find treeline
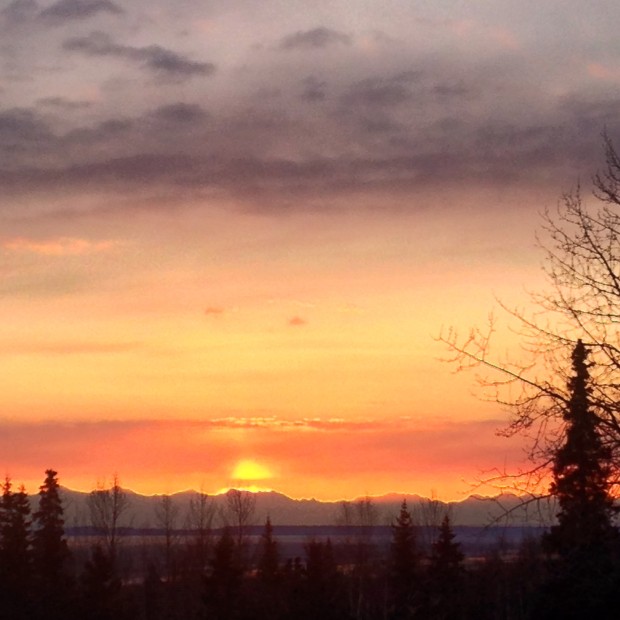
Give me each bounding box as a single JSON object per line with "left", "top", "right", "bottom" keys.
{"left": 0, "top": 469, "right": 618, "bottom": 619}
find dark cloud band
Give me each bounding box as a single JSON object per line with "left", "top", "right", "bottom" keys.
{"left": 41, "top": 0, "right": 123, "bottom": 20}
{"left": 63, "top": 31, "right": 215, "bottom": 78}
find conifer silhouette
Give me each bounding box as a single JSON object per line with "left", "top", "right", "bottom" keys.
{"left": 32, "top": 469, "right": 69, "bottom": 583}
{"left": 389, "top": 500, "right": 418, "bottom": 619}
{"left": 539, "top": 341, "right": 619, "bottom": 619}
{"left": 547, "top": 340, "right": 617, "bottom": 555}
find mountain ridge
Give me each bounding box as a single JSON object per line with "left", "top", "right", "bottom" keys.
{"left": 52, "top": 487, "right": 556, "bottom": 528}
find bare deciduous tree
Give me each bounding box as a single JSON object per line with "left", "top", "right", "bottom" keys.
{"left": 155, "top": 494, "right": 180, "bottom": 580}
{"left": 413, "top": 493, "right": 445, "bottom": 550}
{"left": 440, "top": 134, "right": 620, "bottom": 489}
{"left": 224, "top": 489, "right": 256, "bottom": 565}
{"left": 337, "top": 496, "right": 379, "bottom": 620}
{"left": 87, "top": 474, "right": 130, "bottom": 562}
{"left": 186, "top": 489, "right": 216, "bottom": 571}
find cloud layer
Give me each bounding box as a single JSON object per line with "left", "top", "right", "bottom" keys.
{"left": 0, "top": 1, "right": 618, "bottom": 217}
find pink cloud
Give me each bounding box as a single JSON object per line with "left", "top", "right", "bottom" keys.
{"left": 205, "top": 306, "right": 226, "bottom": 318}
{"left": 447, "top": 20, "right": 520, "bottom": 51}
{"left": 587, "top": 62, "right": 620, "bottom": 81}
{"left": 288, "top": 315, "right": 307, "bottom": 326}
{"left": 3, "top": 236, "right": 118, "bottom": 256}
{"left": 490, "top": 26, "right": 520, "bottom": 51}
{"left": 0, "top": 341, "right": 143, "bottom": 356}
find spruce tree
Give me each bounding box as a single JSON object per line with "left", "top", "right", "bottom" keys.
{"left": 430, "top": 514, "right": 463, "bottom": 579}
{"left": 1, "top": 479, "right": 32, "bottom": 578}
{"left": 32, "top": 469, "right": 70, "bottom": 584}
{"left": 427, "top": 514, "right": 464, "bottom": 620}
{"left": 202, "top": 528, "right": 241, "bottom": 620}
{"left": 546, "top": 340, "right": 617, "bottom": 555}
{"left": 389, "top": 500, "right": 417, "bottom": 619}
{"left": 30, "top": 470, "right": 73, "bottom": 620}
{"left": 301, "top": 539, "right": 343, "bottom": 620}
{"left": 257, "top": 517, "right": 279, "bottom": 583}
{"left": 539, "top": 340, "right": 619, "bottom": 619}
{"left": 256, "top": 517, "right": 282, "bottom": 620}
{"left": 0, "top": 478, "right": 32, "bottom": 617}
{"left": 81, "top": 544, "right": 122, "bottom": 620}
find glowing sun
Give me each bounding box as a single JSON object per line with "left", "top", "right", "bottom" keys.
{"left": 232, "top": 459, "right": 272, "bottom": 481}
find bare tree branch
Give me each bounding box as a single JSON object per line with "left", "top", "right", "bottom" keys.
{"left": 439, "top": 135, "right": 620, "bottom": 495}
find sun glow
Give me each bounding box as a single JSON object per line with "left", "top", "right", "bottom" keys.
{"left": 232, "top": 459, "right": 272, "bottom": 481}
{"left": 215, "top": 484, "right": 274, "bottom": 495}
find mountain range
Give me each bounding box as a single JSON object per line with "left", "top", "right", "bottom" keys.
{"left": 55, "top": 488, "right": 557, "bottom": 529}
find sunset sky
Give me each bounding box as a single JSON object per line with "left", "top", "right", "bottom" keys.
{"left": 1, "top": 0, "right": 619, "bottom": 500}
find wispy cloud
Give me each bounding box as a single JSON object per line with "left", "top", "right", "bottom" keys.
{"left": 587, "top": 61, "right": 620, "bottom": 82}
{"left": 3, "top": 236, "right": 118, "bottom": 256}
{"left": 489, "top": 26, "right": 520, "bottom": 51}
{"left": 204, "top": 306, "right": 225, "bottom": 316}
{"left": 1, "top": 0, "right": 39, "bottom": 25}
{"left": 279, "top": 27, "right": 352, "bottom": 50}
{"left": 63, "top": 31, "right": 215, "bottom": 78}
{"left": 0, "top": 340, "right": 143, "bottom": 356}
{"left": 37, "top": 96, "right": 94, "bottom": 110}
{"left": 341, "top": 71, "right": 421, "bottom": 107}
{"left": 151, "top": 102, "right": 208, "bottom": 124}
{"left": 40, "top": 0, "right": 123, "bottom": 21}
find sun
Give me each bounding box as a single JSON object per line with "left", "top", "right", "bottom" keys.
{"left": 232, "top": 459, "right": 272, "bottom": 481}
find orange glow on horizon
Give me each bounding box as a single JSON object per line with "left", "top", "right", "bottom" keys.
{"left": 0, "top": 414, "right": 534, "bottom": 503}
{"left": 214, "top": 485, "right": 275, "bottom": 496}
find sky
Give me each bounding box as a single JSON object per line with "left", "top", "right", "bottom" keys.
{"left": 1, "top": 0, "right": 619, "bottom": 501}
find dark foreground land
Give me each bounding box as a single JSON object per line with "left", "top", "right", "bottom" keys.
{"left": 1, "top": 521, "right": 617, "bottom": 620}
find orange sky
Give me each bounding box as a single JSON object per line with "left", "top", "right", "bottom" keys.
{"left": 0, "top": 0, "right": 617, "bottom": 500}
{"left": 0, "top": 416, "right": 530, "bottom": 501}
{"left": 0, "top": 194, "right": 544, "bottom": 500}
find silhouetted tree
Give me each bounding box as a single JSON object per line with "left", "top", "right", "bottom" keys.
{"left": 339, "top": 496, "right": 378, "bottom": 562}
{"left": 298, "top": 539, "right": 348, "bottom": 620}
{"left": 0, "top": 478, "right": 31, "bottom": 575}
{"left": 537, "top": 340, "right": 619, "bottom": 618}
{"left": 155, "top": 494, "right": 180, "bottom": 581}
{"left": 427, "top": 514, "right": 464, "bottom": 620}
{"left": 81, "top": 544, "right": 122, "bottom": 620}
{"left": 143, "top": 562, "right": 164, "bottom": 620}
{"left": 202, "top": 527, "right": 241, "bottom": 620}
{"left": 225, "top": 489, "right": 256, "bottom": 567}
{"left": 338, "top": 496, "right": 378, "bottom": 620}
{"left": 546, "top": 340, "right": 617, "bottom": 555}
{"left": 429, "top": 515, "right": 463, "bottom": 582}
{"left": 388, "top": 500, "right": 418, "bottom": 619}
{"left": 88, "top": 474, "right": 130, "bottom": 565}
{"left": 31, "top": 469, "right": 72, "bottom": 619}
{"left": 257, "top": 517, "right": 279, "bottom": 583}
{"left": 281, "top": 555, "right": 304, "bottom": 620}
{"left": 254, "top": 517, "right": 284, "bottom": 620}
{"left": 0, "top": 478, "right": 32, "bottom": 619}
{"left": 32, "top": 469, "right": 69, "bottom": 581}
{"left": 186, "top": 490, "right": 215, "bottom": 573}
